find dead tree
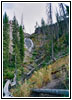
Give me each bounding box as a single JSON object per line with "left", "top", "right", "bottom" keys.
{"left": 58, "top": 3, "right": 69, "bottom": 34}
{"left": 46, "top": 3, "right": 55, "bottom": 61}
{"left": 55, "top": 8, "right": 60, "bottom": 46}
{"left": 31, "top": 88, "right": 69, "bottom": 96}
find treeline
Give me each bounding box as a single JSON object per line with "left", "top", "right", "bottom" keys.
{"left": 3, "top": 12, "right": 24, "bottom": 84}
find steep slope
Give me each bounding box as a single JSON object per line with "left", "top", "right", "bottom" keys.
{"left": 10, "top": 55, "right": 69, "bottom": 97}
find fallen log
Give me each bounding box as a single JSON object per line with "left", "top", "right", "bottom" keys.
{"left": 27, "top": 68, "right": 35, "bottom": 76}
{"left": 31, "top": 88, "right": 69, "bottom": 96}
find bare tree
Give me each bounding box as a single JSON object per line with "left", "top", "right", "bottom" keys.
{"left": 46, "top": 3, "right": 55, "bottom": 61}
{"left": 55, "top": 8, "right": 60, "bottom": 45}
{"left": 64, "top": 4, "right": 69, "bottom": 16}
{"left": 58, "top": 3, "right": 68, "bottom": 33}
{"left": 34, "top": 21, "right": 39, "bottom": 29}
{"left": 59, "top": 3, "right": 67, "bottom": 19}
{"left": 21, "top": 13, "right": 25, "bottom": 32}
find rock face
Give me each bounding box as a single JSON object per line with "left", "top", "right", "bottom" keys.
{"left": 24, "top": 38, "right": 34, "bottom": 64}
{"left": 24, "top": 33, "right": 30, "bottom": 38}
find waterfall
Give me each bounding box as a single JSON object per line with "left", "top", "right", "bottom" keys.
{"left": 24, "top": 38, "right": 34, "bottom": 52}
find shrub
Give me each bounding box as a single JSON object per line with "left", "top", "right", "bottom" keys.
{"left": 4, "top": 71, "right": 14, "bottom": 79}
{"left": 11, "top": 56, "right": 69, "bottom": 97}
{"left": 32, "top": 51, "right": 38, "bottom": 56}
{"left": 12, "top": 80, "right": 31, "bottom": 97}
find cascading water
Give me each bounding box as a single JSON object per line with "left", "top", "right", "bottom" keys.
{"left": 3, "top": 74, "right": 16, "bottom": 97}
{"left": 3, "top": 80, "right": 12, "bottom": 97}
{"left": 24, "top": 38, "right": 34, "bottom": 52}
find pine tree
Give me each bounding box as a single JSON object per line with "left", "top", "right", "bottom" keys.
{"left": 3, "top": 12, "right": 10, "bottom": 70}
{"left": 12, "top": 16, "right": 21, "bottom": 78}
{"left": 12, "top": 16, "right": 19, "bottom": 49}
{"left": 19, "top": 25, "right": 24, "bottom": 61}
{"left": 41, "top": 18, "right": 45, "bottom": 27}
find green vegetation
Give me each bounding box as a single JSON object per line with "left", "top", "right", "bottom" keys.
{"left": 12, "top": 16, "right": 22, "bottom": 82}
{"left": 3, "top": 12, "right": 10, "bottom": 84}
{"left": 3, "top": 13, "right": 24, "bottom": 85}
{"left": 3, "top": 12, "right": 10, "bottom": 70}
{"left": 19, "top": 25, "right": 24, "bottom": 61}
{"left": 11, "top": 55, "right": 69, "bottom": 97}
{"left": 3, "top": 3, "right": 69, "bottom": 97}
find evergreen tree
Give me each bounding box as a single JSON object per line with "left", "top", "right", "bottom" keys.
{"left": 12, "top": 16, "right": 19, "bottom": 49}
{"left": 12, "top": 16, "right": 21, "bottom": 76}
{"left": 34, "top": 21, "right": 39, "bottom": 41}
{"left": 41, "top": 18, "right": 45, "bottom": 27}
{"left": 3, "top": 12, "right": 10, "bottom": 70}
{"left": 19, "top": 25, "right": 24, "bottom": 61}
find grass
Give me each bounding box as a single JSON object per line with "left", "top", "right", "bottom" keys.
{"left": 11, "top": 55, "right": 69, "bottom": 97}
{"left": 11, "top": 80, "right": 31, "bottom": 97}
{"left": 51, "top": 55, "right": 69, "bottom": 73}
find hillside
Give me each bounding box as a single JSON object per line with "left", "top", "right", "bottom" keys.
{"left": 10, "top": 55, "right": 69, "bottom": 97}
{"left": 10, "top": 19, "right": 69, "bottom": 97}
{"left": 3, "top": 3, "right": 69, "bottom": 98}
{"left": 3, "top": 17, "right": 69, "bottom": 97}
{"left": 3, "top": 18, "right": 69, "bottom": 97}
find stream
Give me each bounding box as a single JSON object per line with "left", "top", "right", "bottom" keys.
{"left": 3, "top": 38, "right": 34, "bottom": 97}
{"left": 3, "top": 74, "right": 16, "bottom": 97}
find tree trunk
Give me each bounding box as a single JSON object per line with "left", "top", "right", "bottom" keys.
{"left": 32, "top": 88, "right": 69, "bottom": 96}
{"left": 52, "top": 33, "right": 54, "bottom": 59}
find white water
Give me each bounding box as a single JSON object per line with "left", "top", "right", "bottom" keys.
{"left": 11, "top": 74, "right": 16, "bottom": 87}
{"left": 3, "top": 80, "right": 12, "bottom": 97}
{"left": 3, "top": 74, "right": 16, "bottom": 97}
{"left": 24, "top": 38, "right": 34, "bottom": 52}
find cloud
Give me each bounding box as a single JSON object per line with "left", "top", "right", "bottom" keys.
{"left": 3, "top": 2, "right": 70, "bottom": 34}
{"left": 3, "top": 3, "right": 47, "bottom": 33}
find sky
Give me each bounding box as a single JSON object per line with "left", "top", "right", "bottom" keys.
{"left": 3, "top": 2, "right": 70, "bottom": 34}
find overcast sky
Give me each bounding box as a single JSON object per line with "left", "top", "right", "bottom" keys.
{"left": 3, "top": 2, "right": 70, "bottom": 34}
